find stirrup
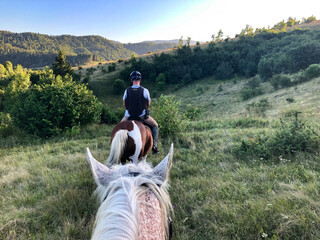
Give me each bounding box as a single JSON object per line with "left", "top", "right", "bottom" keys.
{"left": 152, "top": 146, "right": 159, "bottom": 154}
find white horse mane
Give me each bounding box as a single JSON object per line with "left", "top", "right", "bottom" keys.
{"left": 91, "top": 161, "right": 173, "bottom": 240}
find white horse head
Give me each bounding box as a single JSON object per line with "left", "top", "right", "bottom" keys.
{"left": 87, "top": 144, "right": 174, "bottom": 240}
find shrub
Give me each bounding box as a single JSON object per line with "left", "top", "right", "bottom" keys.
{"left": 100, "top": 105, "right": 123, "bottom": 124}
{"left": 269, "top": 114, "right": 320, "bottom": 156}
{"left": 184, "top": 104, "right": 203, "bottom": 120}
{"left": 286, "top": 97, "right": 295, "bottom": 103}
{"left": 152, "top": 95, "right": 184, "bottom": 137}
{"left": 246, "top": 76, "right": 261, "bottom": 89}
{"left": 246, "top": 98, "right": 271, "bottom": 116}
{"left": 233, "top": 114, "right": 320, "bottom": 161}
{"left": 215, "top": 62, "right": 234, "bottom": 80}
{"left": 270, "top": 73, "right": 292, "bottom": 89}
{"left": 182, "top": 73, "right": 192, "bottom": 85}
{"left": 156, "top": 73, "right": 165, "bottom": 91}
{"left": 10, "top": 80, "right": 102, "bottom": 138}
{"left": 0, "top": 112, "right": 18, "bottom": 137}
{"left": 240, "top": 87, "right": 263, "bottom": 100}
{"left": 292, "top": 70, "right": 308, "bottom": 84}
{"left": 304, "top": 64, "right": 320, "bottom": 80}
{"left": 82, "top": 76, "right": 90, "bottom": 84}
{"left": 112, "top": 79, "right": 126, "bottom": 95}
{"left": 108, "top": 63, "right": 117, "bottom": 72}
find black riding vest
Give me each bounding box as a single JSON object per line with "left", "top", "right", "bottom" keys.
{"left": 125, "top": 86, "right": 148, "bottom": 117}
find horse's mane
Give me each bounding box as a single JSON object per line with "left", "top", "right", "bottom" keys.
{"left": 92, "top": 161, "right": 172, "bottom": 240}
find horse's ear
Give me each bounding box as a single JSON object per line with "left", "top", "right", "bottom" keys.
{"left": 86, "top": 147, "right": 112, "bottom": 186}
{"left": 153, "top": 143, "right": 173, "bottom": 181}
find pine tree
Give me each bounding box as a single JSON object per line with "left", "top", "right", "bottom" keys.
{"left": 52, "top": 50, "right": 73, "bottom": 78}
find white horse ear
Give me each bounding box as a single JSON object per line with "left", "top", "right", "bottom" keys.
{"left": 86, "top": 147, "right": 112, "bottom": 186}
{"left": 153, "top": 143, "right": 173, "bottom": 181}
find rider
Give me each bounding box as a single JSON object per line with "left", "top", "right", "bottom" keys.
{"left": 121, "top": 70, "right": 159, "bottom": 154}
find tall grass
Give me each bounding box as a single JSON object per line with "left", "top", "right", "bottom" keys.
{"left": 1, "top": 77, "right": 320, "bottom": 239}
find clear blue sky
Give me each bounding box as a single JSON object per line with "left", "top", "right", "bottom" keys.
{"left": 1, "top": 0, "right": 319, "bottom": 43}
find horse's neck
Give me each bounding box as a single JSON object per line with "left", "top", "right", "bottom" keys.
{"left": 93, "top": 183, "right": 166, "bottom": 240}
{"left": 138, "top": 189, "right": 165, "bottom": 240}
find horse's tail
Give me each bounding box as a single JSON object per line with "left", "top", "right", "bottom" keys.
{"left": 106, "top": 130, "right": 128, "bottom": 166}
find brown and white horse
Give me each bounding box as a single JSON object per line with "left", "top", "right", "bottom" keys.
{"left": 106, "top": 120, "right": 153, "bottom": 166}
{"left": 86, "top": 144, "right": 173, "bottom": 240}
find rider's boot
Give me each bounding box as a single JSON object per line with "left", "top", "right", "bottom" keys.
{"left": 151, "top": 126, "right": 159, "bottom": 154}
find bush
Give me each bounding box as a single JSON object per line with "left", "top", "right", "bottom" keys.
{"left": 108, "top": 63, "right": 116, "bottom": 72}
{"left": 286, "top": 97, "right": 295, "bottom": 103}
{"left": 246, "top": 76, "right": 261, "bottom": 89}
{"left": 82, "top": 76, "right": 90, "bottom": 84}
{"left": 184, "top": 104, "right": 203, "bottom": 120}
{"left": 269, "top": 114, "right": 320, "bottom": 156}
{"left": 270, "top": 73, "right": 292, "bottom": 89}
{"left": 0, "top": 112, "right": 18, "bottom": 137}
{"left": 100, "top": 106, "right": 123, "bottom": 124}
{"left": 156, "top": 73, "right": 165, "bottom": 91}
{"left": 233, "top": 114, "right": 320, "bottom": 161}
{"left": 240, "top": 88, "right": 263, "bottom": 100}
{"left": 10, "top": 80, "right": 102, "bottom": 138}
{"left": 304, "top": 64, "right": 320, "bottom": 79}
{"left": 152, "top": 95, "right": 184, "bottom": 137}
{"left": 112, "top": 79, "right": 126, "bottom": 95}
{"left": 182, "top": 73, "right": 192, "bottom": 85}
{"left": 215, "top": 62, "right": 234, "bottom": 80}
{"left": 246, "top": 98, "right": 271, "bottom": 116}
{"left": 292, "top": 70, "right": 308, "bottom": 84}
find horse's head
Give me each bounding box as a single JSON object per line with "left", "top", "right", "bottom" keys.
{"left": 86, "top": 144, "right": 173, "bottom": 240}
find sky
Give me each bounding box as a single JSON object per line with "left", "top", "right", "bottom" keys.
{"left": 1, "top": 0, "right": 319, "bottom": 43}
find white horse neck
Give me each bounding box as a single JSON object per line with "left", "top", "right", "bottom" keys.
{"left": 92, "top": 172, "right": 170, "bottom": 240}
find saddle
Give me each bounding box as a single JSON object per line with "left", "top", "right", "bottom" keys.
{"left": 127, "top": 116, "right": 152, "bottom": 132}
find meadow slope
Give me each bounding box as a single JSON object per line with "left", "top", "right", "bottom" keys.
{"left": 1, "top": 70, "right": 320, "bottom": 239}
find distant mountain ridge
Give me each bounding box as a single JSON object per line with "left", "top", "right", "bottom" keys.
{"left": 0, "top": 31, "right": 190, "bottom": 68}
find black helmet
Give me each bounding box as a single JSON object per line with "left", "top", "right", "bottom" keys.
{"left": 130, "top": 71, "right": 142, "bottom": 81}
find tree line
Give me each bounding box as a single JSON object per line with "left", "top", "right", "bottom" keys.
{"left": 0, "top": 31, "right": 134, "bottom": 68}
{"left": 117, "top": 22, "right": 320, "bottom": 90}
{"left": 0, "top": 31, "right": 185, "bottom": 68}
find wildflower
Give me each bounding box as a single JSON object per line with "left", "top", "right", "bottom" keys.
{"left": 262, "top": 233, "right": 268, "bottom": 238}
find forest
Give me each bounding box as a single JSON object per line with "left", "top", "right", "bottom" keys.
{"left": 0, "top": 31, "right": 179, "bottom": 68}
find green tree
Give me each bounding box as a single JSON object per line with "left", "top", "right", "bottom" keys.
{"left": 52, "top": 50, "right": 74, "bottom": 78}
{"left": 305, "top": 15, "right": 317, "bottom": 23}
{"left": 178, "top": 36, "right": 184, "bottom": 48}
{"left": 287, "top": 17, "right": 296, "bottom": 27}
{"left": 216, "top": 29, "right": 224, "bottom": 42}
{"left": 156, "top": 73, "right": 166, "bottom": 91}
{"left": 186, "top": 37, "right": 191, "bottom": 47}
{"left": 240, "top": 25, "right": 254, "bottom": 37}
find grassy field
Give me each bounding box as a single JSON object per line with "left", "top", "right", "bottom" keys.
{"left": 1, "top": 64, "right": 320, "bottom": 239}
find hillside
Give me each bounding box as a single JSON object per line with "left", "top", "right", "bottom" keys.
{"left": 1, "top": 71, "right": 320, "bottom": 239}
{"left": 123, "top": 41, "right": 177, "bottom": 55}
{"left": 0, "top": 31, "right": 184, "bottom": 68}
